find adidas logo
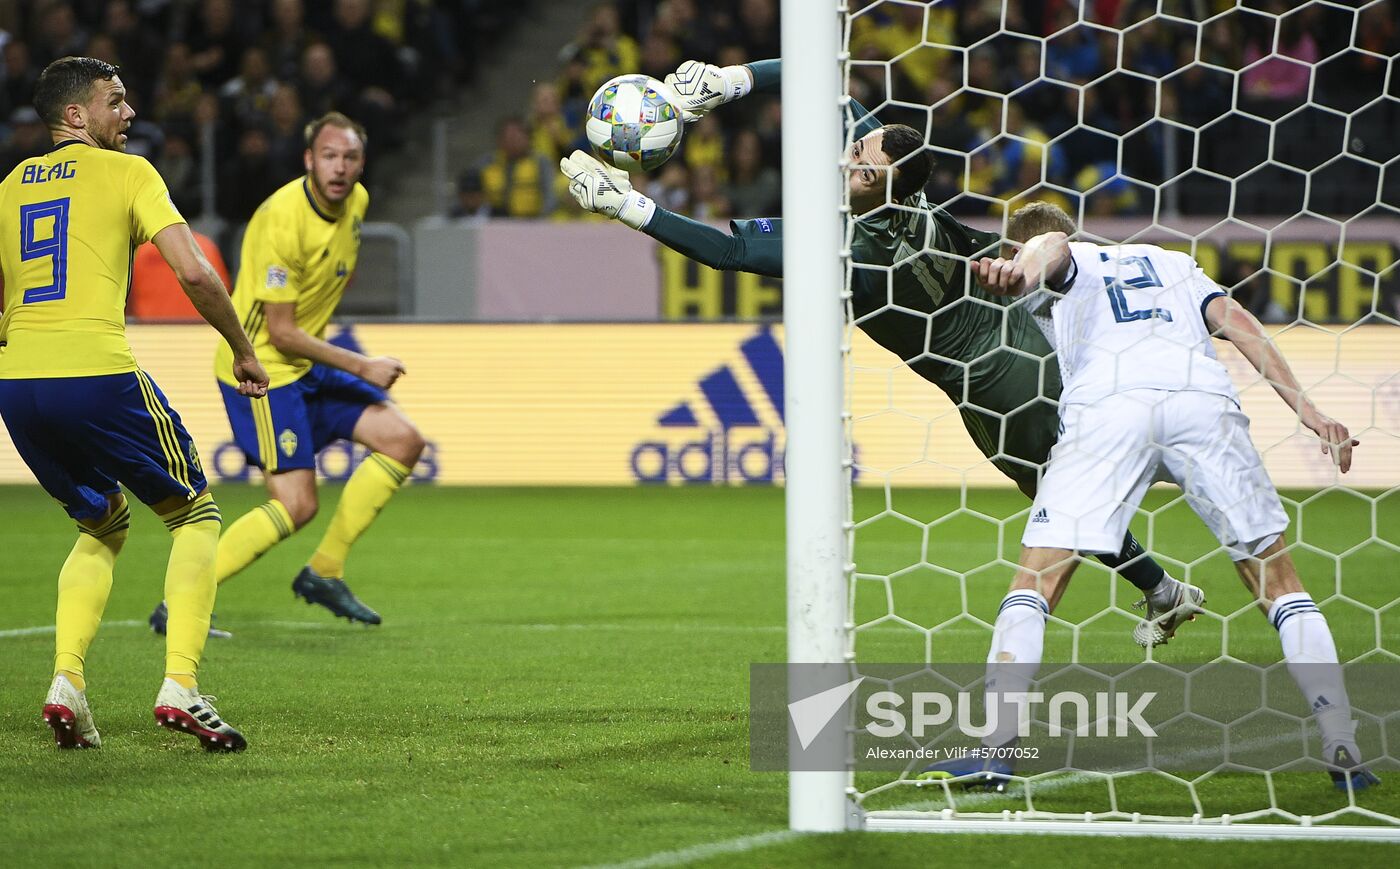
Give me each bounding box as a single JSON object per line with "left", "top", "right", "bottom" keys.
{"left": 631, "top": 327, "right": 787, "bottom": 484}
{"left": 1032, "top": 508, "right": 1049, "bottom": 524}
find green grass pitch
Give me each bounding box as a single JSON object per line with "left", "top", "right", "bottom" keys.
{"left": 0, "top": 483, "right": 1395, "bottom": 866}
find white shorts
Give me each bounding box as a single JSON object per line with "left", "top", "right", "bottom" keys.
{"left": 1022, "top": 389, "right": 1289, "bottom": 560}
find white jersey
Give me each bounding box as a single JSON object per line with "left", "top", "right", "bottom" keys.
{"left": 1044, "top": 242, "right": 1236, "bottom": 406}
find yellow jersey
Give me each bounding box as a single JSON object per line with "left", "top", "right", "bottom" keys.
{"left": 215, "top": 177, "right": 368, "bottom": 388}
{"left": 0, "top": 140, "right": 184, "bottom": 378}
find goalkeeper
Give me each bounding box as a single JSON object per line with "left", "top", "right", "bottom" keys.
{"left": 561, "top": 58, "right": 1200, "bottom": 644}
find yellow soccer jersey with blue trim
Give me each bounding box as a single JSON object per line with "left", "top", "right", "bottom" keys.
{"left": 215, "top": 177, "right": 368, "bottom": 388}
{"left": 0, "top": 141, "right": 184, "bottom": 378}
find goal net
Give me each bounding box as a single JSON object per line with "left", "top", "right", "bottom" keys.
{"left": 784, "top": 0, "right": 1400, "bottom": 840}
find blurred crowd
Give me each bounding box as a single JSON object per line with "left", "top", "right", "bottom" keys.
{"left": 0, "top": 0, "right": 506, "bottom": 224}
{"left": 459, "top": 0, "right": 784, "bottom": 222}
{"left": 862, "top": 0, "right": 1400, "bottom": 219}
{"left": 472, "top": 0, "right": 1398, "bottom": 224}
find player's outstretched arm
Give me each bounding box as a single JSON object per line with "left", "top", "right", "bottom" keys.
{"left": 1205, "top": 294, "right": 1358, "bottom": 472}
{"left": 665, "top": 58, "right": 881, "bottom": 139}
{"left": 664, "top": 60, "right": 755, "bottom": 122}
{"left": 151, "top": 223, "right": 268, "bottom": 397}
{"left": 972, "top": 231, "right": 1072, "bottom": 297}
{"left": 559, "top": 150, "right": 655, "bottom": 228}
{"left": 261, "top": 302, "right": 405, "bottom": 390}
{"left": 558, "top": 150, "right": 783, "bottom": 278}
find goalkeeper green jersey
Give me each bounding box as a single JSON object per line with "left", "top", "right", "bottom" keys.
{"left": 645, "top": 206, "right": 1060, "bottom": 494}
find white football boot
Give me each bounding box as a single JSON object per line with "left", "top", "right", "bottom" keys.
{"left": 153, "top": 679, "right": 247, "bottom": 752}
{"left": 1132, "top": 581, "right": 1206, "bottom": 648}
{"left": 42, "top": 673, "right": 101, "bottom": 749}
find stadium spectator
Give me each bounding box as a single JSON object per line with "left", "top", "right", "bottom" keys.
{"left": 262, "top": 0, "right": 318, "bottom": 84}
{"left": 527, "top": 81, "right": 576, "bottom": 164}
{"left": 638, "top": 30, "right": 680, "bottom": 82}
{"left": 0, "top": 106, "right": 48, "bottom": 177}
{"left": 266, "top": 83, "right": 307, "bottom": 179}
{"left": 1241, "top": 3, "right": 1317, "bottom": 104}
{"left": 296, "top": 41, "right": 350, "bottom": 120}
{"left": 30, "top": 1, "right": 88, "bottom": 68}
{"left": 1045, "top": 6, "right": 1100, "bottom": 82}
{"left": 680, "top": 118, "right": 725, "bottom": 176}
{"left": 154, "top": 132, "right": 202, "bottom": 217}
{"left": 477, "top": 116, "right": 555, "bottom": 218}
{"left": 686, "top": 164, "right": 731, "bottom": 222}
{"left": 0, "top": 40, "right": 39, "bottom": 118}
{"left": 84, "top": 32, "right": 121, "bottom": 70}
{"left": 218, "top": 125, "right": 286, "bottom": 223}
{"left": 724, "top": 128, "right": 779, "bottom": 216}
{"left": 850, "top": 1, "right": 955, "bottom": 96}
{"left": 152, "top": 42, "right": 204, "bottom": 128}
{"left": 648, "top": 160, "right": 691, "bottom": 215}
{"left": 187, "top": 0, "right": 246, "bottom": 89}
{"left": 561, "top": 3, "right": 640, "bottom": 92}
{"left": 729, "top": 0, "right": 780, "bottom": 63}
{"left": 451, "top": 168, "right": 491, "bottom": 222}
{"left": 650, "top": 0, "right": 722, "bottom": 62}
{"left": 556, "top": 55, "right": 595, "bottom": 129}
{"left": 324, "top": 0, "right": 402, "bottom": 104}
{"left": 221, "top": 46, "right": 280, "bottom": 134}
{"left": 101, "top": 1, "right": 162, "bottom": 100}
{"left": 1168, "top": 49, "right": 1231, "bottom": 128}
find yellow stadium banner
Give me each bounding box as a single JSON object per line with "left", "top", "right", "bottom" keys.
{"left": 0, "top": 323, "right": 1395, "bottom": 489}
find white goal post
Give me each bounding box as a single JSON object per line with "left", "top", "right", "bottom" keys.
{"left": 782, "top": 0, "right": 1400, "bottom": 840}
{"left": 781, "top": 0, "right": 855, "bottom": 835}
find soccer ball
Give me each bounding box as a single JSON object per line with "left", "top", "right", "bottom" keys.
{"left": 585, "top": 74, "right": 684, "bottom": 173}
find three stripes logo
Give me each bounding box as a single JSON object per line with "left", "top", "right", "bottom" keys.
{"left": 631, "top": 327, "right": 787, "bottom": 484}
{"left": 1032, "top": 508, "right": 1050, "bottom": 524}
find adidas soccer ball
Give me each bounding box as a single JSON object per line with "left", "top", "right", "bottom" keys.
{"left": 585, "top": 74, "right": 684, "bottom": 173}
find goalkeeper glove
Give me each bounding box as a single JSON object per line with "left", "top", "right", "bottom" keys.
{"left": 559, "top": 150, "right": 656, "bottom": 230}
{"left": 663, "top": 60, "right": 753, "bottom": 122}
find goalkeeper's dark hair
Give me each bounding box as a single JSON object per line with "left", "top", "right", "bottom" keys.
{"left": 33, "top": 56, "right": 120, "bottom": 128}
{"left": 1005, "top": 201, "right": 1077, "bottom": 243}
{"left": 878, "top": 124, "right": 932, "bottom": 202}
{"left": 304, "top": 111, "right": 368, "bottom": 149}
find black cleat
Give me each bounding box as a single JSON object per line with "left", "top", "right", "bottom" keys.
{"left": 148, "top": 600, "right": 232, "bottom": 638}
{"left": 292, "top": 567, "right": 381, "bottom": 625}
{"left": 1329, "top": 745, "right": 1381, "bottom": 792}
{"left": 917, "top": 756, "right": 1014, "bottom": 793}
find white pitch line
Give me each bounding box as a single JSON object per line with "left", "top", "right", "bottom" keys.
{"left": 579, "top": 830, "right": 804, "bottom": 869}
{"left": 248, "top": 620, "right": 343, "bottom": 630}
{"left": 0, "top": 619, "right": 144, "bottom": 638}
{"left": 0, "top": 619, "right": 335, "bottom": 639}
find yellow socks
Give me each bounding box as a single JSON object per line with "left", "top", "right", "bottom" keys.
{"left": 54, "top": 503, "right": 130, "bottom": 691}
{"left": 308, "top": 453, "right": 409, "bottom": 578}
{"left": 215, "top": 499, "right": 294, "bottom": 586}
{"left": 159, "top": 492, "right": 222, "bottom": 686}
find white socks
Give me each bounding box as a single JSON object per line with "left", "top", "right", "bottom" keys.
{"left": 983, "top": 590, "right": 1049, "bottom": 748}
{"left": 1269, "top": 592, "right": 1357, "bottom": 757}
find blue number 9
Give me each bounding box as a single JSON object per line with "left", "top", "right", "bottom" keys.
{"left": 20, "top": 197, "right": 71, "bottom": 303}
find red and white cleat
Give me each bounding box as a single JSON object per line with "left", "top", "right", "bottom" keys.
{"left": 153, "top": 679, "right": 248, "bottom": 753}
{"left": 42, "top": 674, "right": 101, "bottom": 749}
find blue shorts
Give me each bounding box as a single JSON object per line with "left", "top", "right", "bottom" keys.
{"left": 0, "top": 371, "right": 206, "bottom": 520}
{"left": 219, "top": 364, "right": 387, "bottom": 472}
